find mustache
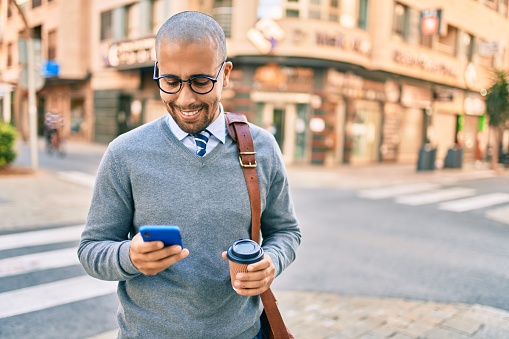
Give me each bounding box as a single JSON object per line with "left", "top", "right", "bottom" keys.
{"left": 169, "top": 103, "right": 207, "bottom": 111}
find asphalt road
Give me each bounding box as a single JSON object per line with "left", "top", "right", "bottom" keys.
{"left": 4, "top": 139, "right": 509, "bottom": 339}
{"left": 274, "top": 179, "right": 509, "bottom": 311}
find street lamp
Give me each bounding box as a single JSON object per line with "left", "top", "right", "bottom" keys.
{"left": 8, "top": 0, "right": 38, "bottom": 170}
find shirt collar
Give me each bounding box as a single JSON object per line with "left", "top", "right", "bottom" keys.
{"left": 166, "top": 103, "right": 226, "bottom": 143}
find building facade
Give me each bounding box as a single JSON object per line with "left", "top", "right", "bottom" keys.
{"left": 1, "top": 0, "right": 508, "bottom": 166}
{"left": 0, "top": 0, "right": 93, "bottom": 142}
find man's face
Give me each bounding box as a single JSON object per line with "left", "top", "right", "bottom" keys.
{"left": 156, "top": 41, "right": 232, "bottom": 134}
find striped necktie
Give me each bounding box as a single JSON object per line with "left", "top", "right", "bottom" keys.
{"left": 192, "top": 130, "right": 211, "bottom": 156}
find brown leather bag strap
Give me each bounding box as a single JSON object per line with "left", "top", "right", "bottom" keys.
{"left": 225, "top": 112, "right": 292, "bottom": 339}
{"left": 225, "top": 112, "right": 261, "bottom": 243}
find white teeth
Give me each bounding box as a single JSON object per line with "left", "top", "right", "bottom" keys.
{"left": 181, "top": 110, "right": 199, "bottom": 116}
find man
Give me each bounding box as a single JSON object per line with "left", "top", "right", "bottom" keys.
{"left": 78, "top": 11, "right": 300, "bottom": 339}
{"left": 44, "top": 110, "right": 63, "bottom": 150}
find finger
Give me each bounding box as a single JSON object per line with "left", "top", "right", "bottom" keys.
{"left": 247, "top": 254, "right": 273, "bottom": 272}
{"left": 235, "top": 271, "right": 270, "bottom": 282}
{"left": 233, "top": 279, "right": 271, "bottom": 296}
{"left": 138, "top": 248, "right": 189, "bottom": 275}
{"left": 132, "top": 234, "right": 164, "bottom": 254}
{"left": 221, "top": 251, "right": 228, "bottom": 260}
{"left": 234, "top": 275, "right": 271, "bottom": 288}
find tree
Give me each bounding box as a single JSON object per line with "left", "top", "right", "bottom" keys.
{"left": 0, "top": 122, "right": 18, "bottom": 169}
{"left": 485, "top": 71, "right": 509, "bottom": 169}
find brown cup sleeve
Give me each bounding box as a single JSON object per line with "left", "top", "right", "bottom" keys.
{"left": 228, "top": 261, "right": 249, "bottom": 289}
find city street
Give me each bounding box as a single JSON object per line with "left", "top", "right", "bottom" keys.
{"left": 1, "top": 140, "right": 509, "bottom": 338}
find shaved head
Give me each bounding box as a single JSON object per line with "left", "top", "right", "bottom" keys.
{"left": 155, "top": 11, "right": 227, "bottom": 63}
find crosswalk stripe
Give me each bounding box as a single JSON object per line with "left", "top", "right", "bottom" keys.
{"left": 357, "top": 182, "right": 440, "bottom": 199}
{"left": 438, "top": 193, "right": 509, "bottom": 212}
{"left": 0, "top": 275, "right": 117, "bottom": 319}
{"left": 0, "top": 225, "right": 83, "bottom": 251}
{"left": 395, "top": 187, "right": 477, "bottom": 206}
{"left": 0, "top": 247, "right": 79, "bottom": 278}
{"left": 57, "top": 171, "right": 96, "bottom": 188}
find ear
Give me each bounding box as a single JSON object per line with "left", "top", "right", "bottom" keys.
{"left": 222, "top": 61, "right": 233, "bottom": 88}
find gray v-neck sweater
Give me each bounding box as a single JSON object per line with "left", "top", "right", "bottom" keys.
{"left": 78, "top": 116, "right": 301, "bottom": 339}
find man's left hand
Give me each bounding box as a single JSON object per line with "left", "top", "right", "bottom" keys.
{"left": 221, "top": 252, "right": 275, "bottom": 296}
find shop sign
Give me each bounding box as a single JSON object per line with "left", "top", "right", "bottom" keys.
{"left": 102, "top": 37, "right": 156, "bottom": 67}
{"left": 464, "top": 93, "right": 485, "bottom": 116}
{"left": 327, "top": 69, "right": 363, "bottom": 90}
{"left": 247, "top": 17, "right": 285, "bottom": 54}
{"left": 433, "top": 88, "right": 454, "bottom": 102}
{"left": 401, "top": 84, "right": 432, "bottom": 108}
{"left": 384, "top": 80, "right": 400, "bottom": 103}
{"left": 254, "top": 63, "right": 313, "bottom": 92}
{"left": 316, "top": 31, "right": 371, "bottom": 57}
{"left": 393, "top": 50, "right": 459, "bottom": 79}
{"left": 41, "top": 60, "right": 60, "bottom": 78}
{"left": 326, "top": 69, "right": 385, "bottom": 101}
{"left": 478, "top": 40, "right": 499, "bottom": 56}
{"left": 420, "top": 9, "right": 441, "bottom": 36}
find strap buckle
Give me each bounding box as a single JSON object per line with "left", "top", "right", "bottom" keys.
{"left": 238, "top": 152, "right": 257, "bottom": 168}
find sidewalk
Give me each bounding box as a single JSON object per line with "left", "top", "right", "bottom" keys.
{"left": 1, "top": 140, "right": 509, "bottom": 338}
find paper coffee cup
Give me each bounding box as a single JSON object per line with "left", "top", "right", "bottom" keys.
{"left": 227, "top": 239, "right": 264, "bottom": 289}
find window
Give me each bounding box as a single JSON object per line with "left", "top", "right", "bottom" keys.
{"left": 500, "top": 0, "right": 508, "bottom": 16}
{"left": 33, "top": 25, "right": 42, "bottom": 40}
{"left": 477, "top": 39, "right": 495, "bottom": 68}
{"left": 358, "top": 0, "right": 368, "bottom": 29}
{"left": 286, "top": 9, "right": 299, "bottom": 17}
{"left": 459, "top": 33, "right": 476, "bottom": 62}
{"left": 309, "top": 0, "right": 321, "bottom": 19}
{"left": 48, "top": 30, "right": 57, "bottom": 60}
{"left": 393, "top": 3, "right": 409, "bottom": 40}
{"left": 213, "top": 0, "right": 232, "bottom": 38}
{"left": 152, "top": 0, "right": 163, "bottom": 33}
{"left": 329, "top": 0, "right": 340, "bottom": 21}
{"left": 467, "top": 36, "right": 476, "bottom": 62}
{"left": 126, "top": 3, "right": 140, "bottom": 39}
{"left": 100, "top": 10, "right": 113, "bottom": 40}
{"left": 482, "top": 0, "right": 497, "bottom": 10}
{"left": 32, "top": 0, "right": 42, "bottom": 8}
{"left": 284, "top": 0, "right": 300, "bottom": 18}
{"left": 257, "top": 0, "right": 283, "bottom": 19}
{"left": 7, "top": 42, "right": 13, "bottom": 67}
{"left": 420, "top": 35, "right": 433, "bottom": 48}
{"left": 437, "top": 25, "right": 457, "bottom": 56}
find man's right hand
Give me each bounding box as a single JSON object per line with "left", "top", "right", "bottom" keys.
{"left": 129, "top": 232, "right": 189, "bottom": 275}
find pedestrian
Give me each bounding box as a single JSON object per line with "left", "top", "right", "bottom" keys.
{"left": 44, "top": 110, "right": 63, "bottom": 150}
{"left": 78, "top": 11, "right": 301, "bottom": 339}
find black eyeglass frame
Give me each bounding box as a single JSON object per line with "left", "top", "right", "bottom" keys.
{"left": 153, "top": 61, "right": 226, "bottom": 95}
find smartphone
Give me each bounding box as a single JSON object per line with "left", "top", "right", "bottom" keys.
{"left": 139, "top": 225, "right": 184, "bottom": 248}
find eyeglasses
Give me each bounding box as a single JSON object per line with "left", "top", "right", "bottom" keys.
{"left": 153, "top": 61, "right": 226, "bottom": 95}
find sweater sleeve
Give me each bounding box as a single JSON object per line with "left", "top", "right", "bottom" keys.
{"left": 259, "top": 136, "right": 301, "bottom": 277}
{"left": 77, "top": 147, "right": 141, "bottom": 281}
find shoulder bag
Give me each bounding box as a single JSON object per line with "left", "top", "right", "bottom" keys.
{"left": 225, "top": 112, "right": 295, "bottom": 339}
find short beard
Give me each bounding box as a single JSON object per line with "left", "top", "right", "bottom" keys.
{"left": 164, "top": 99, "right": 220, "bottom": 134}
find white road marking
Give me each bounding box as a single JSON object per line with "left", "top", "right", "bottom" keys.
{"left": 0, "top": 275, "right": 117, "bottom": 318}
{"left": 0, "top": 225, "right": 83, "bottom": 250}
{"left": 57, "top": 171, "right": 96, "bottom": 188}
{"left": 395, "top": 187, "right": 477, "bottom": 206}
{"left": 485, "top": 205, "right": 509, "bottom": 225}
{"left": 0, "top": 247, "right": 79, "bottom": 278}
{"left": 358, "top": 182, "right": 441, "bottom": 199}
{"left": 439, "top": 193, "right": 509, "bottom": 212}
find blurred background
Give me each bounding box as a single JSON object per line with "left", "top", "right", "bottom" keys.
{"left": 1, "top": 0, "right": 508, "bottom": 170}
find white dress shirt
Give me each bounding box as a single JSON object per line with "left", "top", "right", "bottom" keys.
{"left": 166, "top": 103, "right": 226, "bottom": 155}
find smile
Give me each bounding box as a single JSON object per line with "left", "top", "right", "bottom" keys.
{"left": 180, "top": 109, "right": 200, "bottom": 117}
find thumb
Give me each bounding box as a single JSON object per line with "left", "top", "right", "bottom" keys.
{"left": 221, "top": 251, "right": 228, "bottom": 260}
